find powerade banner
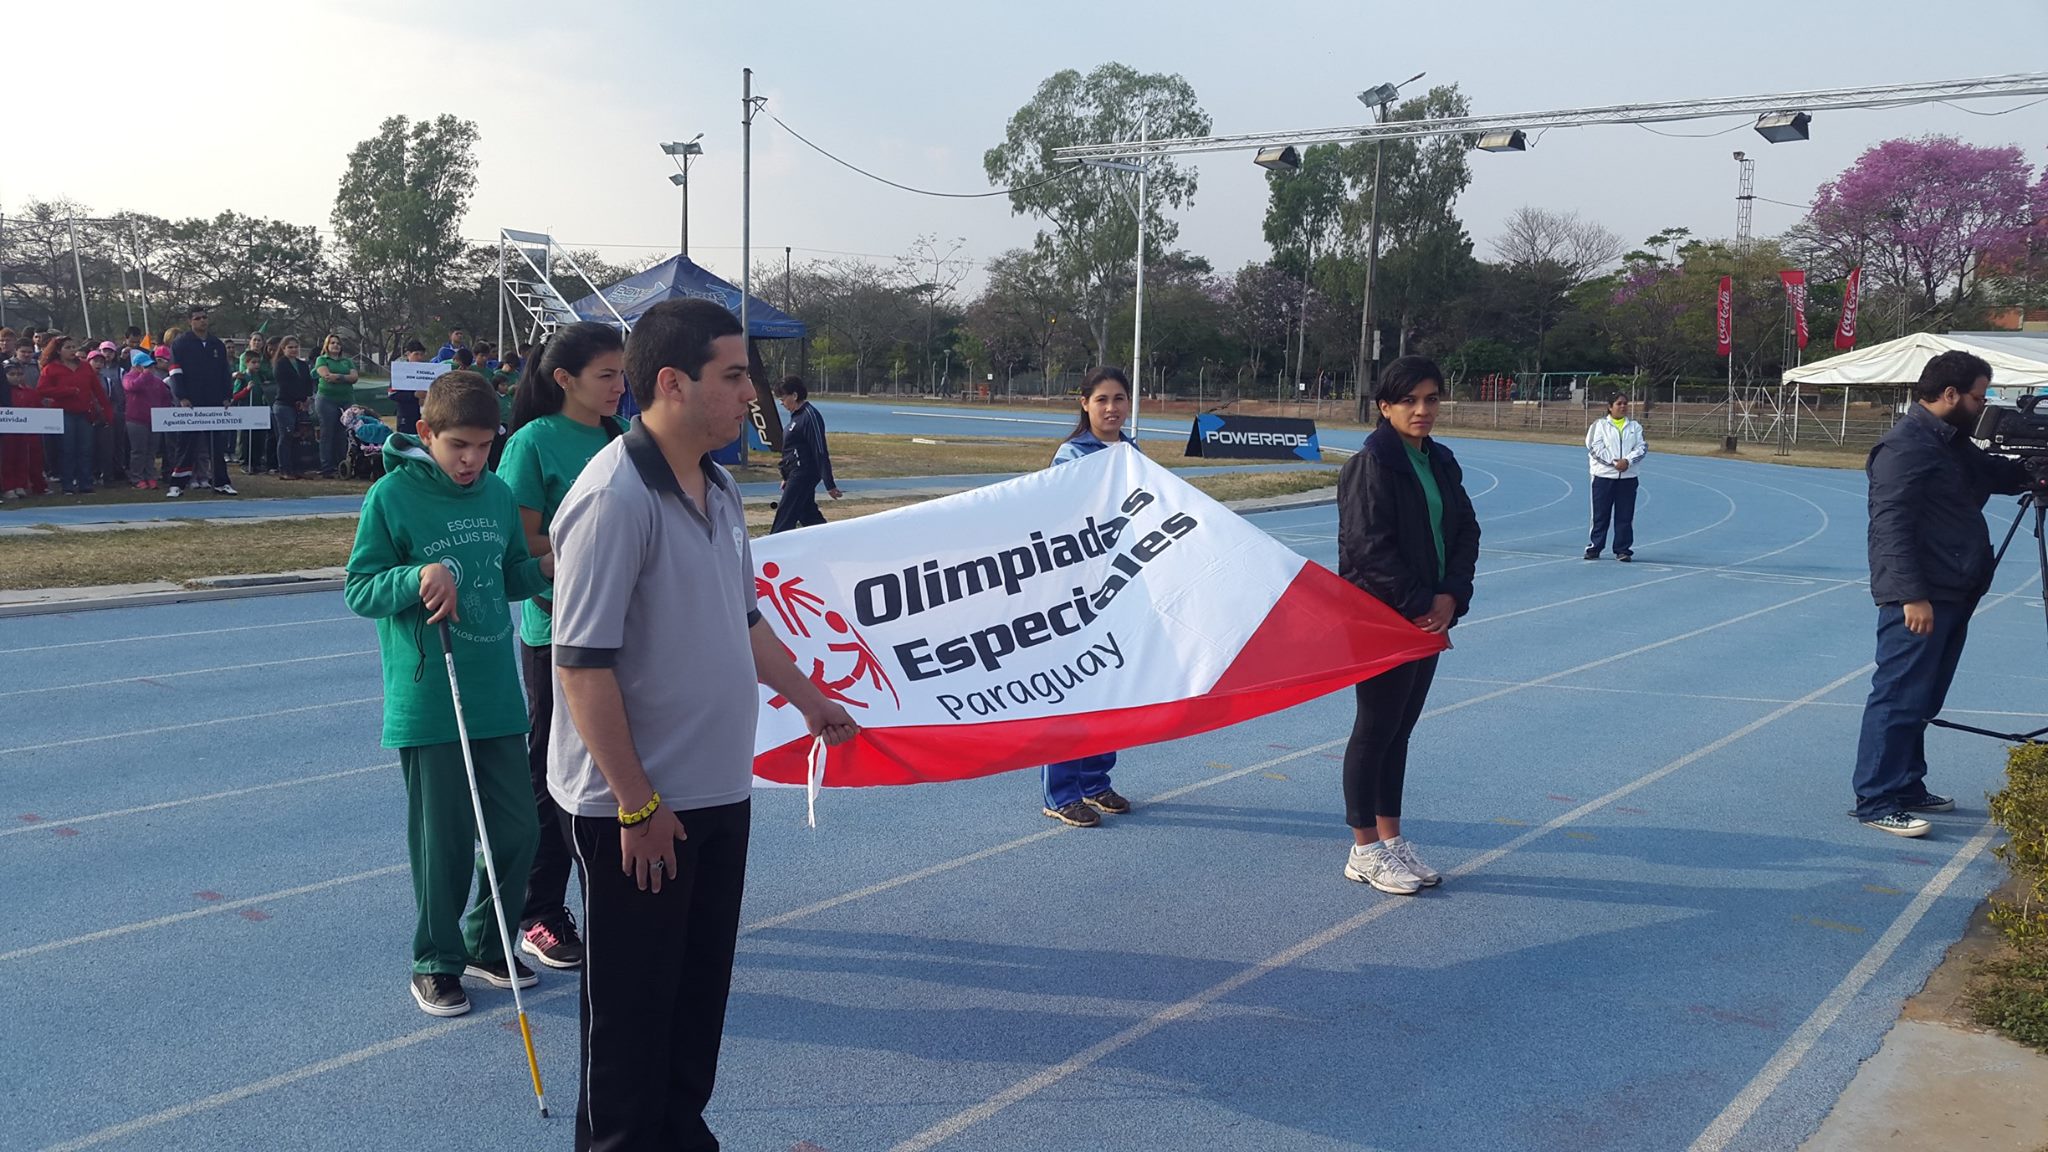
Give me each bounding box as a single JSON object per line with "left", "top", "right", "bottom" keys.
{"left": 1184, "top": 414, "right": 1323, "bottom": 461}
{"left": 748, "top": 444, "right": 1442, "bottom": 788}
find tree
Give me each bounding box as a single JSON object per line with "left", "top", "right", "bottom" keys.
{"left": 1488, "top": 206, "right": 1626, "bottom": 375}
{"left": 165, "top": 211, "right": 326, "bottom": 335}
{"left": 897, "top": 235, "right": 972, "bottom": 391}
{"left": 330, "top": 114, "right": 481, "bottom": 359}
{"left": 1354, "top": 85, "right": 1479, "bottom": 361}
{"left": 790, "top": 258, "right": 917, "bottom": 393}
{"left": 985, "top": 63, "right": 1211, "bottom": 365}
{"left": 1262, "top": 143, "right": 1349, "bottom": 271}
{"left": 1801, "top": 136, "right": 2036, "bottom": 320}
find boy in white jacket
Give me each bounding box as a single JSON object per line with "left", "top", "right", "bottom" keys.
{"left": 1585, "top": 395, "right": 1647, "bottom": 561}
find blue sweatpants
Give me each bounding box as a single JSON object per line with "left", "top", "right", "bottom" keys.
{"left": 1043, "top": 753, "right": 1117, "bottom": 810}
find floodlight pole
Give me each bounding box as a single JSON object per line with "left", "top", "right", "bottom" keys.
{"left": 67, "top": 217, "right": 92, "bottom": 339}
{"left": 130, "top": 219, "right": 151, "bottom": 341}
{"left": 742, "top": 67, "right": 756, "bottom": 347}
{"left": 1356, "top": 119, "right": 1385, "bottom": 422}
{"left": 1132, "top": 113, "right": 1146, "bottom": 439}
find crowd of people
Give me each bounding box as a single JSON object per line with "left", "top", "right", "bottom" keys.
{"left": 0, "top": 317, "right": 525, "bottom": 500}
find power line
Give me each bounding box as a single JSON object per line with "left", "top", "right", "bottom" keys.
{"left": 1937, "top": 96, "right": 2048, "bottom": 116}
{"left": 767, "top": 112, "right": 1082, "bottom": 199}
{"left": 1634, "top": 119, "right": 1753, "bottom": 139}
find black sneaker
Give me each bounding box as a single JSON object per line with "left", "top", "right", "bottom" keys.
{"left": 1902, "top": 792, "right": 1956, "bottom": 813}
{"left": 1861, "top": 811, "right": 1931, "bottom": 838}
{"left": 411, "top": 972, "right": 471, "bottom": 1017}
{"left": 1616, "top": 552, "right": 1633, "bottom": 563}
{"left": 521, "top": 912, "right": 585, "bottom": 970}
{"left": 1583, "top": 549, "right": 1600, "bottom": 560}
{"left": 1043, "top": 801, "right": 1101, "bottom": 828}
{"left": 463, "top": 953, "right": 539, "bottom": 989}
{"left": 1083, "top": 789, "right": 1132, "bottom": 816}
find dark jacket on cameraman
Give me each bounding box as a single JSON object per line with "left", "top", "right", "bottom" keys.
{"left": 1867, "top": 402, "right": 2030, "bottom": 606}
{"left": 779, "top": 401, "right": 836, "bottom": 490}
{"left": 1337, "top": 422, "right": 1481, "bottom": 625}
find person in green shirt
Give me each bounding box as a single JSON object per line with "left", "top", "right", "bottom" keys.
{"left": 233, "top": 338, "right": 276, "bottom": 474}
{"left": 1334, "top": 355, "right": 1480, "bottom": 897}
{"left": 491, "top": 321, "right": 627, "bottom": 970}
{"left": 313, "top": 334, "right": 359, "bottom": 479}
{"left": 344, "top": 369, "right": 555, "bottom": 1018}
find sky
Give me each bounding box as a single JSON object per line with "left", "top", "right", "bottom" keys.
{"left": 9, "top": 0, "right": 2048, "bottom": 295}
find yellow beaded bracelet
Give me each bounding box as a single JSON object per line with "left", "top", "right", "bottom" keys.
{"left": 618, "top": 793, "right": 662, "bottom": 827}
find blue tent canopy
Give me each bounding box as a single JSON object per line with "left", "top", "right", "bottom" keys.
{"left": 570, "top": 254, "right": 807, "bottom": 338}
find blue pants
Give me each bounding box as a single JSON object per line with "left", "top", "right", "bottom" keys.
{"left": 1852, "top": 600, "right": 1971, "bottom": 820}
{"left": 1043, "top": 752, "right": 1116, "bottom": 810}
{"left": 1589, "top": 476, "right": 1638, "bottom": 556}
{"left": 60, "top": 412, "right": 95, "bottom": 492}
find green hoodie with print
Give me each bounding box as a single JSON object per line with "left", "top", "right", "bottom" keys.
{"left": 345, "top": 432, "right": 549, "bottom": 749}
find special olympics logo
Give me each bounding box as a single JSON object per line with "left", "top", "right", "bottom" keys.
{"left": 757, "top": 562, "right": 899, "bottom": 713}
{"left": 606, "top": 285, "right": 651, "bottom": 305}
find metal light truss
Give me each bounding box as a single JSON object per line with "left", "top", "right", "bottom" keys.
{"left": 1051, "top": 73, "right": 2048, "bottom": 161}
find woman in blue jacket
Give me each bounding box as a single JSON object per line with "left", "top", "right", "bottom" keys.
{"left": 1040, "top": 366, "right": 1136, "bottom": 827}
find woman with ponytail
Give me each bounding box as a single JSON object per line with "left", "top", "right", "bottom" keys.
{"left": 493, "top": 321, "right": 627, "bottom": 970}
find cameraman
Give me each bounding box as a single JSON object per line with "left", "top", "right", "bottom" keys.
{"left": 1853, "top": 350, "right": 2032, "bottom": 837}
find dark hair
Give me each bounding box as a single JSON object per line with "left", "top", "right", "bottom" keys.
{"left": 1608, "top": 393, "right": 1630, "bottom": 411}
{"left": 1374, "top": 355, "right": 1445, "bottom": 409}
{"left": 453, "top": 347, "right": 476, "bottom": 369}
{"left": 403, "top": 339, "right": 427, "bottom": 355}
{"left": 1914, "top": 350, "right": 1992, "bottom": 403}
{"left": 1065, "top": 366, "right": 1131, "bottom": 441}
{"left": 624, "top": 300, "right": 744, "bottom": 409}
{"left": 511, "top": 321, "right": 627, "bottom": 431}
{"left": 778, "top": 374, "right": 808, "bottom": 402}
{"left": 421, "top": 370, "right": 501, "bottom": 433}
{"left": 187, "top": 305, "right": 208, "bottom": 318}
{"left": 124, "top": 326, "right": 142, "bottom": 340}
{"left": 40, "top": 334, "right": 70, "bottom": 366}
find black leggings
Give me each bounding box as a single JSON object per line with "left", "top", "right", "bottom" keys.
{"left": 520, "top": 641, "right": 575, "bottom": 928}
{"left": 1342, "top": 654, "right": 1440, "bottom": 827}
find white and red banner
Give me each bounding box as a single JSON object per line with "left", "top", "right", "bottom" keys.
{"left": 1715, "top": 275, "right": 1733, "bottom": 358}
{"left": 1779, "top": 270, "right": 1809, "bottom": 350}
{"left": 748, "top": 445, "right": 1445, "bottom": 788}
{"left": 1836, "top": 266, "right": 1862, "bottom": 351}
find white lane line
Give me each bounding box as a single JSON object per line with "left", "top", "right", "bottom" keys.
{"left": 1483, "top": 468, "right": 1736, "bottom": 553}
{"left": 0, "top": 764, "right": 392, "bottom": 839}
{"left": 39, "top": 986, "right": 578, "bottom": 1152}
{"left": 887, "top": 410, "right": 1072, "bottom": 428}
{"left": 0, "top": 651, "right": 376, "bottom": 699}
{"left": 0, "top": 698, "right": 382, "bottom": 758}
{"left": 0, "top": 616, "right": 357, "bottom": 656}
{"left": 885, "top": 662, "right": 1880, "bottom": 1152}
{"left": 1685, "top": 823, "right": 1998, "bottom": 1152}
{"left": 0, "top": 864, "right": 409, "bottom": 964}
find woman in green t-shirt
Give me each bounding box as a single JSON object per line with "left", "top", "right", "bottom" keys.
{"left": 1333, "top": 355, "right": 1480, "bottom": 897}
{"left": 492, "top": 321, "right": 627, "bottom": 970}
{"left": 312, "top": 334, "right": 358, "bottom": 478}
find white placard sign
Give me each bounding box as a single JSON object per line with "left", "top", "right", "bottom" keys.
{"left": 150, "top": 407, "right": 274, "bottom": 432}
{"left": 0, "top": 407, "right": 63, "bottom": 434}
{"left": 389, "top": 360, "right": 451, "bottom": 393}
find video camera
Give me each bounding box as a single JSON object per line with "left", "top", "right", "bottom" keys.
{"left": 1976, "top": 394, "right": 2048, "bottom": 457}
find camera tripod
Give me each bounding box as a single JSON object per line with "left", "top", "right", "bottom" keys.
{"left": 1928, "top": 487, "right": 2048, "bottom": 744}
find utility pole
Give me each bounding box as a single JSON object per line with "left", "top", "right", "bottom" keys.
{"left": 1131, "top": 113, "right": 1147, "bottom": 439}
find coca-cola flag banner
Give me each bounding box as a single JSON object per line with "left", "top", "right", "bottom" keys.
{"left": 748, "top": 446, "right": 1446, "bottom": 789}
{"left": 1836, "top": 266, "right": 1862, "bottom": 351}
{"left": 1779, "top": 270, "right": 1809, "bottom": 350}
{"left": 1716, "top": 276, "right": 1733, "bottom": 358}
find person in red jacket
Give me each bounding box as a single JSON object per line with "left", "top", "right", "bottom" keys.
{"left": 1, "top": 357, "right": 46, "bottom": 498}
{"left": 38, "top": 335, "right": 112, "bottom": 495}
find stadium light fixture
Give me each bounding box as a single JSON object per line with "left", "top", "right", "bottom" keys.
{"left": 1753, "top": 111, "right": 1811, "bottom": 143}
{"left": 1477, "top": 129, "right": 1529, "bottom": 153}
{"left": 1254, "top": 144, "right": 1301, "bottom": 172}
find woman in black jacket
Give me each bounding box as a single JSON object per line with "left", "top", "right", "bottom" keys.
{"left": 270, "top": 337, "right": 316, "bottom": 479}
{"left": 1335, "top": 355, "right": 1480, "bottom": 895}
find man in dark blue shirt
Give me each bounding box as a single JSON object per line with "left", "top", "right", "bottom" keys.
{"left": 168, "top": 306, "right": 237, "bottom": 497}
{"left": 1853, "top": 350, "right": 2031, "bottom": 837}
{"left": 769, "top": 376, "right": 839, "bottom": 534}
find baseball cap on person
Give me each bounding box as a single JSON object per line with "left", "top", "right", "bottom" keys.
{"left": 87, "top": 348, "right": 106, "bottom": 361}
{"left": 130, "top": 350, "right": 154, "bottom": 368}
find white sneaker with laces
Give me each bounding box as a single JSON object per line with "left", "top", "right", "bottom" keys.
{"left": 214, "top": 482, "right": 238, "bottom": 496}
{"left": 1382, "top": 836, "right": 1441, "bottom": 886}
{"left": 165, "top": 485, "right": 183, "bottom": 499}
{"left": 1345, "top": 843, "right": 1422, "bottom": 895}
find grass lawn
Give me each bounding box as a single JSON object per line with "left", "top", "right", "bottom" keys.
{"left": 0, "top": 471, "right": 1334, "bottom": 591}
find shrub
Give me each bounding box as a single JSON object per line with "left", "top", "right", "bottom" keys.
{"left": 1988, "top": 743, "right": 2048, "bottom": 948}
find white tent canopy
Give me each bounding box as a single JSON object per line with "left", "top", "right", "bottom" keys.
{"left": 1785, "top": 331, "right": 2048, "bottom": 388}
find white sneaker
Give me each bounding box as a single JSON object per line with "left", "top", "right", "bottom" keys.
{"left": 165, "top": 485, "right": 183, "bottom": 499}
{"left": 214, "top": 482, "right": 238, "bottom": 496}
{"left": 1382, "top": 836, "right": 1441, "bottom": 886}
{"left": 1345, "top": 843, "right": 1422, "bottom": 895}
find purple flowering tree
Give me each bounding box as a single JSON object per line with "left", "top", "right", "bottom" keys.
{"left": 1803, "top": 136, "right": 2036, "bottom": 311}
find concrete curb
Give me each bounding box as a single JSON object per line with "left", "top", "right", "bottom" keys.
{"left": 0, "top": 577, "right": 345, "bottom": 619}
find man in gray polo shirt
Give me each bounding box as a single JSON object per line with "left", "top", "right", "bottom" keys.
{"left": 549, "top": 298, "right": 857, "bottom": 1152}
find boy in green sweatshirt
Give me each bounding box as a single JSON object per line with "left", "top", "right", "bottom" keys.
{"left": 345, "top": 370, "right": 555, "bottom": 1018}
